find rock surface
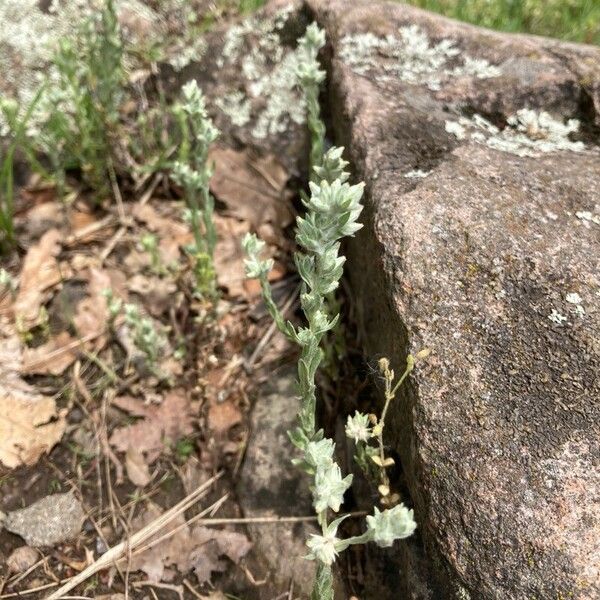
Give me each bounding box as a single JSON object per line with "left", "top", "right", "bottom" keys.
{"left": 2, "top": 493, "right": 85, "bottom": 547}
{"left": 238, "top": 369, "right": 319, "bottom": 597}
{"left": 307, "top": 0, "right": 600, "bottom": 598}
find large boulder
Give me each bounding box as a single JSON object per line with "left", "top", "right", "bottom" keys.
{"left": 307, "top": 0, "right": 600, "bottom": 598}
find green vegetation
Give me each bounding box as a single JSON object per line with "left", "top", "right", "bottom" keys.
{"left": 404, "top": 0, "right": 600, "bottom": 44}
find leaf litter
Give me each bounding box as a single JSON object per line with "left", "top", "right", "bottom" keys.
{"left": 0, "top": 5, "right": 303, "bottom": 597}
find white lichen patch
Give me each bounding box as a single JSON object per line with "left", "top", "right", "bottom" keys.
{"left": 446, "top": 109, "right": 586, "bottom": 157}
{"left": 566, "top": 293, "right": 585, "bottom": 318}
{"left": 339, "top": 25, "right": 500, "bottom": 90}
{"left": 0, "top": 0, "right": 160, "bottom": 106}
{"left": 548, "top": 309, "right": 568, "bottom": 325}
{"left": 216, "top": 5, "right": 308, "bottom": 139}
{"left": 575, "top": 210, "right": 600, "bottom": 227}
{"left": 566, "top": 292, "right": 582, "bottom": 305}
{"left": 404, "top": 169, "right": 430, "bottom": 178}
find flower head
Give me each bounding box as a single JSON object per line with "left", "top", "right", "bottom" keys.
{"left": 366, "top": 504, "right": 416, "bottom": 547}
{"left": 312, "top": 461, "right": 353, "bottom": 513}
{"left": 345, "top": 411, "right": 372, "bottom": 443}
{"left": 306, "top": 531, "right": 339, "bottom": 565}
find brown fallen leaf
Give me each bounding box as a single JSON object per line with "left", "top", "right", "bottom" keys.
{"left": 128, "top": 502, "right": 194, "bottom": 582}
{"left": 127, "top": 502, "right": 252, "bottom": 585}
{"left": 213, "top": 216, "right": 250, "bottom": 298}
{"left": 125, "top": 446, "right": 152, "bottom": 487}
{"left": 127, "top": 274, "right": 177, "bottom": 317}
{"left": 132, "top": 203, "right": 192, "bottom": 248}
{"left": 190, "top": 540, "right": 226, "bottom": 585}
{"left": 0, "top": 331, "right": 67, "bottom": 468}
{"left": 0, "top": 388, "right": 67, "bottom": 468}
{"left": 19, "top": 201, "right": 62, "bottom": 239}
{"left": 72, "top": 267, "right": 113, "bottom": 351}
{"left": 20, "top": 331, "right": 78, "bottom": 376}
{"left": 208, "top": 146, "right": 292, "bottom": 232}
{"left": 109, "top": 390, "right": 194, "bottom": 463}
{"left": 13, "top": 229, "right": 62, "bottom": 327}
{"left": 207, "top": 401, "right": 242, "bottom": 435}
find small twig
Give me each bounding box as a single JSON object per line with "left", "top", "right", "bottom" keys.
{"left": 20, "top": 332, "right": 101, "bottom": 372}
{"left": 108, "top": 157, "right": 126, "bottom": 222}
{"left": 65, "top": 214, "right": 116, "bottom": 246}
{"left": 0, "top": 579, "right": 65, "bottom": 599}
{"left": 5, "top": 556, "right": 46, "bottom": 589}
{"left": 132, "top": 581, "right": 183, "bottom": 600}
{"left": 182, "top": 579, "right": 205, "bottom": 600}
{"left": 241, "top": 564, "right": 267, "bottom": 586}
{"left": 137, "top": 172, "right": 162, "bottom": 205}
{"left": 99, "top": 225, "right": 127, "bottom": 264}
{"left": 45, "top": 472, "right": 223, "bottom": 600}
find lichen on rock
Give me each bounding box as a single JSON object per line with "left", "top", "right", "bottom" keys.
{"left": 339, "top": 24, "right": 501, "bottom": 90}
{"left": 215, "top": 3, "right": 309, "bottom": 139}
{"left": 445, "top": 108, "right": 587, "bottom": 157}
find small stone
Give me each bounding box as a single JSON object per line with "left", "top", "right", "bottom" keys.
{"left": 3, "top": 493, "right": 85, "bottom": 547}
{"left": 7, "top": 546, "right": 39, "bottom": 573}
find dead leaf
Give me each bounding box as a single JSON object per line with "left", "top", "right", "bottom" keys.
{"left": 213, "top": 216, "right": 250, "bottom": 297}
{"left": 127, "top": 274, "right": 177, "bottom": 317}
{"left": 209, "top": 147, "right": 292, "bottom": 231}
{"left": 13, "top": 229, "right": 62, "bottom": 327}
{"left": 109, "top": 390, "right": 194, "bottom": 463}
{"left": 0, "top": 332, "right": 67, "bottom": 468}
{"left": 132, "top": 203, "right": 192, "bottom": 249}
{"left": 207, "top": 401, "right": 242, "bottom": 435}
{"left": 0, "top": 388, "right": 67, "bottom": 468}
{"left": 125, "top": 446, "right": 152, "bottom": 487}
{"left": 6, "top": 546, "right": 39, "bottom": 573}
{"left": 20, "top": 331, "right": 78, "bottom": 375}
{"left": 190, "top": 540, "right": 226, "bottom": 584}
{"left": 128, "top": 502, "right": 193, "bottom": 582}
{"left": 189, "top": 526, "right": 252, "bottom": 584}
{"left": 73, "top": 268, "right": 113, "bottom": 350}
{"left": 126, "top": 502, "right": 252, "bottom": 585}
{"left": 20, "top": 201, "right": 62, "bottom": 239}
{"left": 191, "top": 526, "right": 253, "bottom": 564}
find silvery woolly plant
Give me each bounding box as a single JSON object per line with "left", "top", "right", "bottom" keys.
{"left": 243, "top": 24, "right": 417, "bottom": 600}
{"left": 171, "top": 80, "right": 219, "bottom": 299}
{"left": 296, "top": 23, "right": 326, "bottom": 175}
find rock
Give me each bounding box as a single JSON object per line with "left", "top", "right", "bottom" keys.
{"left": 6, "top": 546, "right": 39, "bottom": 573}
{"left": 0, "top": 0, "right": 309, "bottom": 176}
{"left": 307, "top": 0, "right": 600, "bottom": 598}
{"left": 179, "top": 0, "right": 310, "bottom": 176}
{"left": 3, "top": 493, "right": 85, "bottom": 547}
{"left": 238, "top": 369, "right": 318, "bottom": 597}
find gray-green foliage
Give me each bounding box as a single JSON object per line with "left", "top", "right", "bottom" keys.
{"left": 244, "top": 23, "right": 417, "bottom": 599}
{"left": 296, "top": 23, "right": 326, "bottom": 175}
{"left": 171, "top": 80, "right": 219, "bottom": 299}
{"left": 36, "top": 0, "right": 124, "bottom": 197}
{"left": 0, "top": 89, "right": 45, "bottom": 250}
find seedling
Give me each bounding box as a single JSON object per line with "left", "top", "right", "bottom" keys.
{"left": 140, "top": 232, "right": 165, "bottom": 275}
{"left": 123, "top": 303, "right": 167, "bottom": 376}
{"left": 171, "top": 81, "right": 219, "bottom": 299}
